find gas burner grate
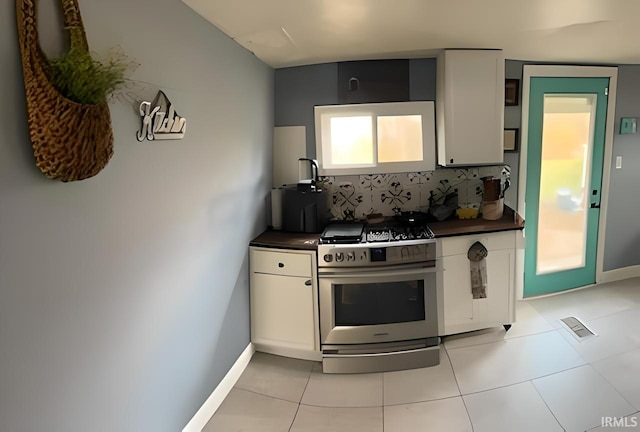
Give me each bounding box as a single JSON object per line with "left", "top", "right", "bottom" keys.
{"left": 366, "top": 229, "right": 391, "bottom": 242}
{"left": 365, "top": 224, "right": 435, "bottom": 242}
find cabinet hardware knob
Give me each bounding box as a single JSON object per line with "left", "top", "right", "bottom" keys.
{"left": 450, "top": 158, "right": 454, "bottom": 164}
{"left": 278, "top": 262, "right": 284, "bottom": 268}
{"left": 305, "top": 280, "right": 312, "bottom": 286}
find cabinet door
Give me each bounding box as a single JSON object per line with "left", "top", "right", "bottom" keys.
{"left": 251, "top": 273, "right": 315, "bottom": 351}
{"left": 484, "top": 249, "right": 512, "bottom": 325}
{"left": 442, "top": 254, "right": 474, "bottom": 333}
{"left": 437, "top": 50, "right": 504, "bottom": 166}
{"left": 441, "top": 245, "right": 513, "bottom": 335}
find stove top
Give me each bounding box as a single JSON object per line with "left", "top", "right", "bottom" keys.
{"left": 365, "top": 223, "right": 435, "bottom": 243}
{"left": 319, "top": 221, "right": 435, "bottom": 245}
{"left": 318, "top": 221, "right": 436, "bottom": 267}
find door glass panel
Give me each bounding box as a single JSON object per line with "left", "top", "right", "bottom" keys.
{"left": 536, "top": 94, "right": 596, "bottom": 275}
{"left": 329, "top": 116, "right": 374, "bottom": 165}
{"left": 377, "top": 115, "right": 423, "bottom": 162}
{"left": 334, "top": 280, "right": 425, "bottom": 326}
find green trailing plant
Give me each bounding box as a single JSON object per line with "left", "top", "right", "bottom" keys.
{"left": 48, "top": 45, "right": 137, "bottom": 105}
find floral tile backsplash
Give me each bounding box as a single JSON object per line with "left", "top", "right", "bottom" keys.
{"left": 320, "top": 165, "right": 510, "bottom": 220}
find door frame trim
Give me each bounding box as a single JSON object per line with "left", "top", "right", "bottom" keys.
{"left": 516, "top": 65, "right": 618, "bottom": 299}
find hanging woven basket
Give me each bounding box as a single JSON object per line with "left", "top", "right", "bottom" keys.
{"left": 16, "top": 0, "right": 114, "bottom": 182}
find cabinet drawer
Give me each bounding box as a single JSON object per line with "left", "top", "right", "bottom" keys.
{"left": 440, "top": 231, "right": 515, "bottom": 257}
{"left": 251, "top": 248, "right": 312, "bottom": 277}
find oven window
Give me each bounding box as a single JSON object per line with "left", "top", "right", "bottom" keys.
{"left": 334, "top": 280, "right": 425, "bottom": 326}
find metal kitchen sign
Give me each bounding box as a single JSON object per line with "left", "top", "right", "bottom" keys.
{"left": 137, "top": 91, "right": 186, "bottom": 141}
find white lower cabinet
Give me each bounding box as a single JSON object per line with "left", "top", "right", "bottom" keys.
{"left": 438, "top": 231, "right": 516, "bottom": 336}
{"left": 249, "top": 247, "right": 321, "bottom": 361}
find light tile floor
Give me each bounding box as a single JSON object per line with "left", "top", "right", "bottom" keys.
{"left": 204, "top": 279, "right": 640, "bottom": 432}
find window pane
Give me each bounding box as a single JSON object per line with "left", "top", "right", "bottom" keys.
{"left": 536, "top": 95, "right": 595, "bottom": 275}
{"left": 377, "top": 115, "right": 423, "bottom": 163}
{"left": 329, "top": 116, "right": 374, "bottom": 165}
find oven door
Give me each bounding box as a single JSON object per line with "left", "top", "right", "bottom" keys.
{"left": 319, "top": 264, "right": 438, "bottom": 346}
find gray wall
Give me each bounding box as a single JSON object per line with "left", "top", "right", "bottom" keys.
{"left": 603, "top": 65, "right": 640, "bottom": 271}
{"left": 275, "top": 58, "right": 514, "bottom": 204}
{"left": 274, "top": 58, "right": 640, "bottom": 273}
{"left": 0, "top": 1, "right": 273, "bottom": 432}
{"left": 409, "top": 58, "right": 437, "bottom": 101}
{"left": 503, "top": 60, "right": 525, "bottom": 209}
{"left": 502, "top": 61, "right": 640, "bottom": 272}
{"left": 275, "top": 59, "right": 437, "bottom": 158}
{"left": 275, "top": 63, "right": 338, "bottom": 157}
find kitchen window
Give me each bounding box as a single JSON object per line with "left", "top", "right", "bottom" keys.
{"left": 314, "top": 101, "right": 436, "bottom": 175}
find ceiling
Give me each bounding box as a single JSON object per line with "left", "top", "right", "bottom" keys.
{"left": 182, "top": 0, "right": 640, "bottom": 69}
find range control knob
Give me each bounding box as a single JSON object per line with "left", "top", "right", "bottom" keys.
{"left": 335, "top": 252, "right": 344, "bottom": 262}
{"left": 347, "top": 252, "right": 356, "bottom": 261}
{"left": 323, "top": 254, "right": 333, "bottom": 263}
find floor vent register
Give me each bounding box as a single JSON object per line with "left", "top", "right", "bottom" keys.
{"left": 560, "top": 316, "right": 596, "bottom": 339}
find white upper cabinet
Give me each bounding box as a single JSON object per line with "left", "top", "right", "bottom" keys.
{"left": 314, "top": 101, "right": 436, "bottom": 175}
{"left": 436, "top": 50, "right": 505, "bottom": 166}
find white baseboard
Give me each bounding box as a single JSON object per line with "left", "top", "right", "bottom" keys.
{"left": 598, "top": 265, "right": 640, "bottom": 284}
{"left": 182, "top": 343, "right": 255, "bottom": 432}
{"left": 523, "top": 283, "right": 596, "bottom": 300}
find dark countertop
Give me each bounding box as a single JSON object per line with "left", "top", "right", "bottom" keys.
{"left": 250, "top": 230, "right": 320, "bottom": 250}
{"left": 429, "top": 206, "right": 524, "bottom": 238}
{"left": 251, "top": 207, "right": 524, "bottom": 250}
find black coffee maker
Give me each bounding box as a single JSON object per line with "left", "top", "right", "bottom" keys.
{"left": 282, "top": 158, "right": 329, "bottom": 233}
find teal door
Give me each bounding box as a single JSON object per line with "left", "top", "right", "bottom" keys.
{"left": 524, "top": 77, "right": 609, "bottom": 297}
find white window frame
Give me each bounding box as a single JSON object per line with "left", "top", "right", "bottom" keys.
{"left": 314, "top": 101, "right": 436, "bottom": 176}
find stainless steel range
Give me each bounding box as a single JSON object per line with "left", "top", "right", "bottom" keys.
{"left": 317, "top": 220, "right": 440, "bottom": 374}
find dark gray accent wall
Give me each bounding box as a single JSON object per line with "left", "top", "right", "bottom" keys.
{"left": 409, "top": 58, "right": 437, "bottom": 101}
{"left": 275, "top": 58, "right": 515, "bottom": 204}
{"left": 337, "top": 60, "right": 410, "bottom": 103}
{"left": 0, "top": 1, "right": 273, "bottom": 432}
{"left": 603, "top": 65, "right": 640, "bottom": 271}
{"left": 275, "top": 63, "right": 338, "bottom": 157}
{"left": 275, "top": 58, "right": 438, "bottom": 158}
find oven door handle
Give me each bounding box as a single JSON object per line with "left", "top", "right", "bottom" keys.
{"left": 318, "top": 265, "right": 441, "bottom": 278}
